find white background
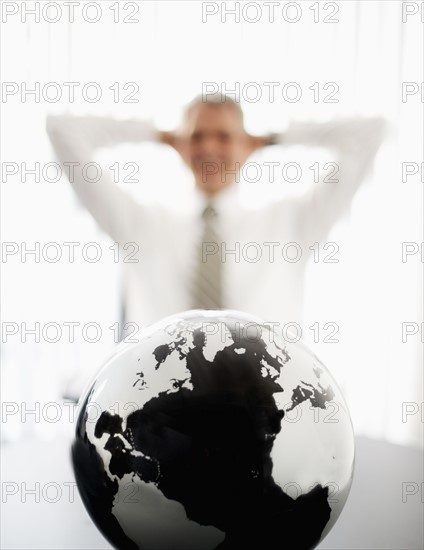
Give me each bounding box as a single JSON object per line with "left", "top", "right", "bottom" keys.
{"left": 1, "top": 1, "right": 423, "bottom": 451}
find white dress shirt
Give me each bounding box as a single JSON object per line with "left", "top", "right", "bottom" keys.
{"left": 46, "top": 114, "right": 386, "bottom": 330}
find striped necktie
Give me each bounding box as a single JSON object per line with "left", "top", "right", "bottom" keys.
{"left": 190, "top": 202, "right": 223, "bottom": 310}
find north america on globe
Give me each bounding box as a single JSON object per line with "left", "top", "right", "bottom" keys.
{"left": 72, "top": 312, "right": 354, "bottom": 550}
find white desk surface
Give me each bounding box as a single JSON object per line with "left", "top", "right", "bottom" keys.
{"left": 1, "top": 435, "right": 422, "bottom": 549}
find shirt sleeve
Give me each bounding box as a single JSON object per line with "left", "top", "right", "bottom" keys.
{"left": 275, "top": 116, "right": 387, "bottom": 249}
{"left": 46, "top": 115, "right": 158, "bottom": 245}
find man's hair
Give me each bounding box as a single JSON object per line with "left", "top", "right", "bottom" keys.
{"left": 181, "top": 92, "right": 245, "bottom": 129}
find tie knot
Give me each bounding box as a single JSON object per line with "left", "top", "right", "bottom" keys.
{"left": 202, "top": 203, "right": 217, "bottom": 220}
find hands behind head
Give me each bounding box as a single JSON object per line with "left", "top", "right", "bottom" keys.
{"left": 158, "top": 130, "right": 277, "bottom": 158}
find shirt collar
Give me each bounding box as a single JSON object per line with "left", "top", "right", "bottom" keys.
{"left": 192, "top": 182, "right": 241, "bottom": 217}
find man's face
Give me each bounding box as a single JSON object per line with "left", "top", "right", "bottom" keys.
{"left": 178, "top": 104, "right": 251, "bottom": 196}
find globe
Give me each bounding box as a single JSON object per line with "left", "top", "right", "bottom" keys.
{"left": 72, "top": 309, "right": 354, "bottom": 550}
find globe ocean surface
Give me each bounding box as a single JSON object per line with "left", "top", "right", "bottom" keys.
{"left": 72, "top": 309, "right": 355, "bottom": 550}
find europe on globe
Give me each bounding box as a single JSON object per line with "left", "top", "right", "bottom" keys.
{"left": 72, "top": 309, "right": 355, "bottom": 550}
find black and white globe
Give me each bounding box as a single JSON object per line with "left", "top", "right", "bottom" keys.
{"left": 72, "top": 309, "right": 354, "bottom": 550}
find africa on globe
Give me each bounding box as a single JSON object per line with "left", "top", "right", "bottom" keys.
{"left": 72, "top": 309, "right": 355, "bottom": 550}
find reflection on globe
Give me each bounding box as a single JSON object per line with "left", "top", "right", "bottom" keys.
{"left": 72, "top": 309, "right": 355, "bottom": 550}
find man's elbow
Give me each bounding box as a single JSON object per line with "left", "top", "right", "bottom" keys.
{"left": 354, "top": 116, "right": 387, "bottom": 155}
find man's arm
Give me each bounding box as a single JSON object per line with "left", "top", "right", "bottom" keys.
{"left": 271, "top": 117, "right": 387, "bottom": 245}
{"left": 46, "top": 115, "right": 159, "bottom": 244}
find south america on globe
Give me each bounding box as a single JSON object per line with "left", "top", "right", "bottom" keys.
{"left": 72, "top": 309, "right": 355, "bottom": 550}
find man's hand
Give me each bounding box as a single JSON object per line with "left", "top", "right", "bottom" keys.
{"left": 158, "top": 131, "right": 177, "bottom": 148}
{"left": 245, "top": 132, "right": 281, "bottom": 156}
{"left": 158, "top": 131, "right": 188, "bottom": 163}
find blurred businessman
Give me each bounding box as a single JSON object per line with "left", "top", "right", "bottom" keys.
{"left": 47, "top": 93, "right": 385, "bottom": 329}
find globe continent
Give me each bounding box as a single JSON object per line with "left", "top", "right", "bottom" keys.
{"left": 72, "top": 309, "right": 354, "bottom": 550}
